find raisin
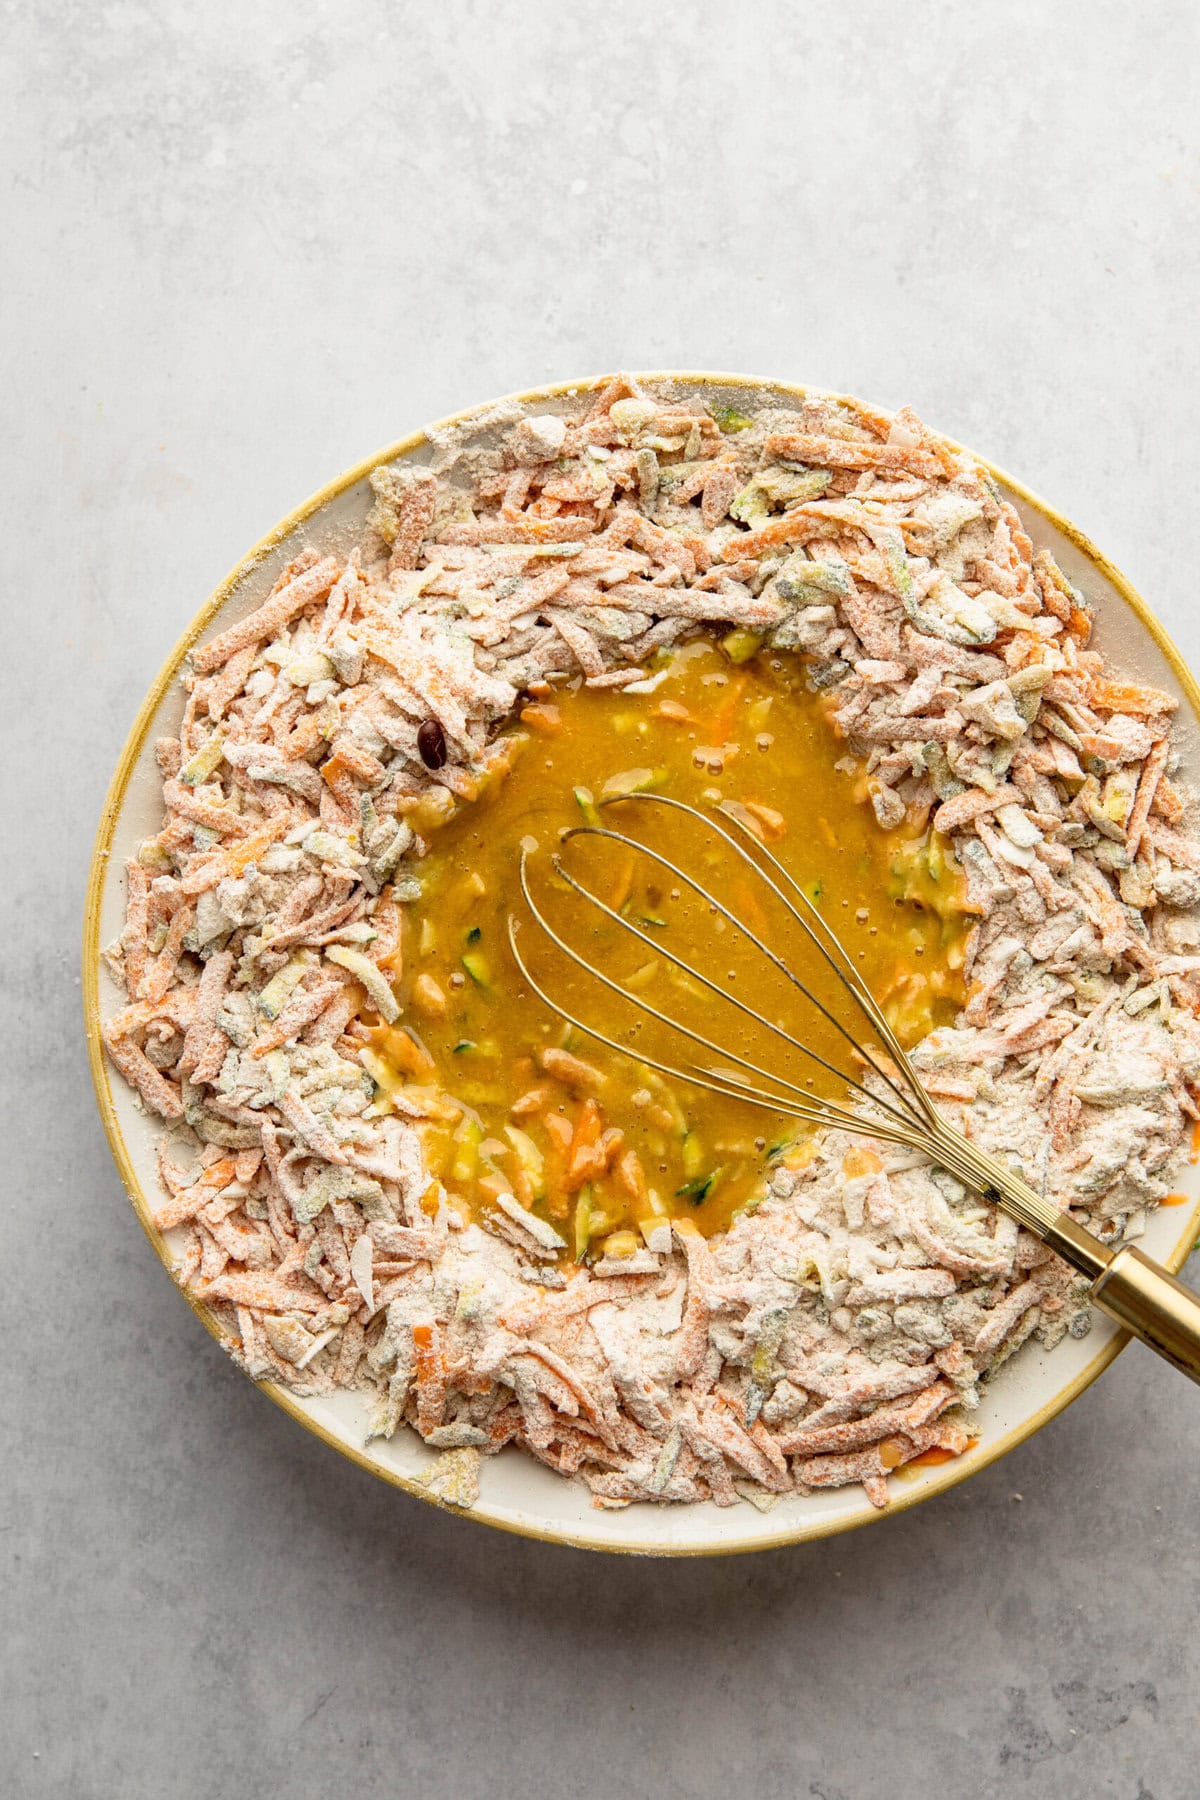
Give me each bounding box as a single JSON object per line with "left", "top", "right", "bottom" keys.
{"left": 417, "top": 717, "right": 447, "bottom": 769}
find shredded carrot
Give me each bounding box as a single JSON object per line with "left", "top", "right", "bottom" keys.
{"left": 541, "top": 1110, "right": 575, "bottom": 1217}
{"left": 841, "top": 1148, "right": 883, "bottom": 1179}
{"left": 567, "top": 1099, "right": 606, "bottom": 1191}
{"left": 615, "top": 1149, "right": 649, "bottom": 1206}
{"left": 599, "top": 1126, "right": 625, "bottom": 1170}
{"left": 719, "top": 508, "right": 826, "bottom": 559}
{"left": 543, "top": 1111, "right": 574, "bottom": 1153}
{"left": 179, "top": 820, "right": 290, "bottom": 895}
{"left": 742, "top": 799, "right": 787, "bottom": 841}
{"left": 378, "top": 1026, "right": 437, "bottom": 1083}
{"left": 708, "top": 675, "right": 746, "bottom": 745}
{"left": 1088, "top": 676, "right": 1178, "bottom": 716}
{"left": 377, "top": 928, "right": 406, "bottom": 972}
{"left": 540, "top": 1048, "right": 606, "bottom": 1094}
{"left": 511, "top": 1084, "right": 553, "bottom": 1118}
{"left": 322, "top": 741, "right": 386, "bottom": 786}
{"left": 732, "top": 881, "right": 770, "bottom": 936}
{"left": 412, "top": 1322, "right": 447, "bottom": 1436}
{"left": 1153, "top": 777, "right": 1186, "bottom": 824}
{"left": 520, "top": 702, "right": 564, "bottom": 736}
{"left": 508, "top": 1151, "right": 536, "bottom": 1209}
{"left": 609, "top": 850, "right": 637, "bottom": 913}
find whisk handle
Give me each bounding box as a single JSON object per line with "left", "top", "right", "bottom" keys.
{"left": 970, "top": 1164, "right": 1200, "bottom": 1384}
{"left": 1089, "top": 1245, "right": 1200, "bottom": 1385}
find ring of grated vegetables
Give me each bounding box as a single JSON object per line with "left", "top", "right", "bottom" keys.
{"left": 91, "top": 374, "right": 1200, "bottom": 1529}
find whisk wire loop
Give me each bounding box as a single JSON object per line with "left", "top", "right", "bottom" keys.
{"left": 508, "top": 913, "right": 938, "bottom": 1154}
{"left": 546, "top": 834, "right": 922, "bottom": 1134}
{"left": 515, "top": 794, "right": 1057, "bottom": 1208}
{"left": 692, "top": 798, "right": 944, "bottom": 1134}
{"left": 512, "top": 851, "right": 920, "bottom": 1141}
{"left": 509, "top": 791, "right": 1200, "bottom": 1386}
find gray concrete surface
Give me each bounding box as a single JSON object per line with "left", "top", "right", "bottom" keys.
{"left": 5, "top": 3, "right": 1200, "bottom": 1795}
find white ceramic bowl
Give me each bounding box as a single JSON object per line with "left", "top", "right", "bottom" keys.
{"left": 84, "top": 374, "right": 1200, "bottom": 1554}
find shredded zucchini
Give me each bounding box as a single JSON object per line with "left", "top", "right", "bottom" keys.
{"left": 503, "top": 1124, "right": 546, "bottom": 1200}
{"left": 449, "top": 1118, "right": 482, "bottom": 1184}
{"left": 676, "top": 1168, "right": 724, "bottom": 1205}
{"left": 710, "top": 404, "right": 754, "bottom": 432}
{"left": 256, "top": 956, "right": 311, "bottom": 1020}
{"left": 722, "top": 628, "right": 762, "bottom": 664}
{"left": 601, "top": 766, "right": 667, "bottom": 800}
{"left": 493, "top": 1188, "right": 564, "bottom": 1252}
{"left": 326, "top": 945, "right": 399, "bottom": 1022}
{"left": 179, "top": 731, "right": 225, "bottom": 787}
{"left": 461, "top": 949, "right": 491, "bottom": 989}
{"left": 573, "top": 1185, "right": 593, "bottom": 1262}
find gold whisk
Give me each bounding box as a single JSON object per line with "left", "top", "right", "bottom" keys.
{"left": 510, "top": 793, "right": 1200, "bottom": 1384}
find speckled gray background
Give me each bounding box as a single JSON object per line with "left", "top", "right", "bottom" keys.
{"left": 6, "top": 3, "right": 1200, "bottom": 1795}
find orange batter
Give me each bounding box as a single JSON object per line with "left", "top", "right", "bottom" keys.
{"left": 369, "top": 638, "right": 969, "bottom": 1258}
